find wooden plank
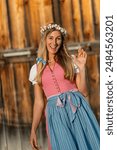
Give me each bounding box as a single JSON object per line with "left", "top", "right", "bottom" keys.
{"left": 23, "top": 0, "right": 32, "bottom": 47}
{"left": 72, "top": 0, "right": 83, "bottom": 42}
{"left": 28, "top": 0, "right": 41, "bottom": 47}
{"left": 86, "top": 54, "right": 100, "bottom": 122}
{"left": 36, "top": 119, "right": 48, "bottom": 150}
{"left": 0, "top": 124, "right": 48, "bottom": 150}
{"left": 1, "top": 64, "right": 19, "bottom": 125}
{"left": 52, "top": 0, "right": 61, "bottom": 24}
{"left": 19, "top": 126, "right": 32, "bottom": 150}
{"left": 81, "top": 0, "right": 95, "bottom": 41}
{"left": 28, "top": 0, "right": 53, "bottom": 47}
{"left": 5, "top": 126, "right": 22, "bottom": 150}
{"left": 42, "top": 0, "right": 53, "bottom": 24}
{"left": 8, "top": 0, "right": 27, "bottom": 48}
{"left": 92, "top": 0, "right": 100, "bottom": 40}
{"left": 0, "top": 76, "right": 4, "bottom": 123}
{"left": 60, "top": 0, "right": 74, "bottom": 41}
{"left": 0, "top": 0, "right": 11, "bottom": 49}
{"left": 13, "top": 63, "right": 32, "bottom": 125}
{"left": 0, "top": 124, "right": 7, "bottom": 150}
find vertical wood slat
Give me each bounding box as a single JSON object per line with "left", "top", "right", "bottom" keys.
{"left": 1, "top": 62, "right": 33, "bottom": 126}
{"left": 52, "top": 0, "right": 61, "bottom": 24}
{"left": 86, "top": 54, "right": 100, "bottom": 121}
{"left": 92, "top": 0, "right": 100, "bottom": 40}
{"left": 0, "top": 125, "right": 48, "bottom": 150}
{"left": 6, "top": 127, "right": 22, "bottom": 150}
{"left": 0, "top": 77, "right": 3, "bottom": 122}
{"left": 20, "top": 127, "right": 32, "bottom": 150}
{"left": 1, "top": 64, "right": 19, "bottom": 125}
{"left": 60, "top": 0, "right": 74, "bottom": 41}
{"left": 72, "top": 0, "right": 83, "bottom": 42}
{"left": 8, "top": 0, "right": 27, "bottom": 48}
{"left": 14, "top": 63, "right": 32, "bottom": 125}
{"left": 81, "top": 0, "right": 95, "bottom": 41}
{"left": 23, "top": 0, "right": 32, "bottom": 47}
{"left": 28, "top": 0, "right": 53, "bottom": 47}
{"left": 0, "top": 0, "right": 11, "bottom": 49}
{"left": 42, "top": 0, "right": 53, "bottom": 23}
{"left": 28, "top": 0, "right": 41, "bottom": 47}
{"left": 0, "top": 125, "right": 7, "bottom": 150}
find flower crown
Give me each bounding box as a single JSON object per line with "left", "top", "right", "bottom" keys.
{"left": 40, "top": 23, "right": 67, "bottom": 36}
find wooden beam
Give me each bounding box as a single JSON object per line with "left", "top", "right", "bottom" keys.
{"left": 0, "top": 41, "right": 100, "bottom": 63}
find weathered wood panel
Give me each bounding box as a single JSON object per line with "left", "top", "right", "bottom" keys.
{"left": 72, "top": 0, "right": 83, "bottom": 42}
{"left": 0, "top": 123, "right": 48, "bottom": 150}
{"left": 0, "top": 1, "right": 100, "bottom": 149}
{"left": 0, "top": 0, "right": 100, "bottom": 125}
{"left": 13, "top": 63, "right": 32, "bottom": 125}
{"left": 81, "top": 0, "right": 95, "bottom": 41}
{"left": 1, "top": 62, "right": 33, "bottom": 125}
{"left": 8, "top": 0, "right": 27, "bottom": 48}
{"left": 28, "top": 0, "right": 53, "bottom": 47}
{"left": 0, "top": 0, "right": 100, "bottom": 47}
{"left": 60, "top": 0, "right": 74, "bottom": 41}
{"left": 92, "top": 0, "right": 100, "bottom": 39}
{"left": 86, "top": 54, "right": 100, "bottom": 122}
{"left": 0, "top": 0, "right": 11, "bottom": 49}
{"left": 1, "top": 64, "right": 19, "bottom": 125}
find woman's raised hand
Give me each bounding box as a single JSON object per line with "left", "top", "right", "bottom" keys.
{"left": 72, "top": 48, "right": 87, "bottom": 71}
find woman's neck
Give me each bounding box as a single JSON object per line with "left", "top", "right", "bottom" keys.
{"left": 48, "top": 54, "right": 56, "bottom": 63}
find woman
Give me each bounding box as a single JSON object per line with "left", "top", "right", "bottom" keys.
{"left": 29, "top": 23, "right": 100, "bottom": 150}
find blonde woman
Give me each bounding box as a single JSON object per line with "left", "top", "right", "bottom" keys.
{"left": 29, "top": 23, "right": 100, "bottom": 150}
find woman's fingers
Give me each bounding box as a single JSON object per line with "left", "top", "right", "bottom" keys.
{"left": 30, "top": 132, "right": 39, "bottom": 150}
{"left": 78, "top": 48, "right": 87, "bottom": 58}
{"left": 33, "top": 138, "right": 38, "bottom": 149}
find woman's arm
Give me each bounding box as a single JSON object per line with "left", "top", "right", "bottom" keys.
{"left": 30, "top": 84, "right": 44, "bottom": 149}
{"left": 74, "top": 48, "right": 88, "bottom": 96}
{"left": 76, "top": 66, "right": 88, "bottom": 96}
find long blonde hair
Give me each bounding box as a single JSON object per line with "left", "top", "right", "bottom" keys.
{"left": 36, "top": 26, "right": 75, "bottom": 85}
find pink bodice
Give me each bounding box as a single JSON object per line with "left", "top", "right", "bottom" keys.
{"left": 41, "top": 63, "right": 78, "bottom": 97}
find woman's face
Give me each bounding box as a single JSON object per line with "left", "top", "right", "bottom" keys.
{"left": 46, "top": 30, "right": 62, "bottom": 56}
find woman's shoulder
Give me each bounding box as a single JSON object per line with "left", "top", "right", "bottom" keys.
{"left": 29, "top": 64, "right": 38, "bottom": 85}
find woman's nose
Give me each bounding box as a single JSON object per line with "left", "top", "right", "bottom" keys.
{"left": 53, "top": 39, "right": 57, "bottom": 45}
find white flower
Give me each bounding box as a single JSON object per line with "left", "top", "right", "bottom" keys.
{"left": 40, "top": 24, "right": 67, "bottom": 36}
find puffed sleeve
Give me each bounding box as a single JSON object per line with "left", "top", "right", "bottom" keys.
{"left": 29, "top": 64, "right": 38, "bottom": 85}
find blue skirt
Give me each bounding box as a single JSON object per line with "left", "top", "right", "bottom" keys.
{"left": 45, "top": 90, "right": 100, "bottom": 150}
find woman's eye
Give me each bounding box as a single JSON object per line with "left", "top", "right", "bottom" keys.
{"left": 57, "top": 37, "right": 62, "bottom": 41}
{"left": 49, "top": 37, "right": 53, "bottom": 40}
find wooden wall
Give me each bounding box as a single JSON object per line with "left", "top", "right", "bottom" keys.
{"left": 0, "top": 0, "right": 100, "bottom": 126}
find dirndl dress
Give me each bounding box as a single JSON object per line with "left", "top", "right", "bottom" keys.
{"left": 29, "top": 63, "right": 100, "bottom": 150}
